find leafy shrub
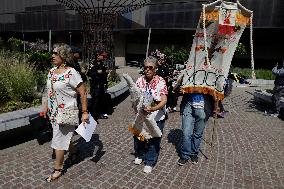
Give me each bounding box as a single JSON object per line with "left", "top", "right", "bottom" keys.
{"left": 231, "top": 67, "right": 251, "bottom": 78}
{"left": 0, "top": 50, "right": 37, "bottom": 103}
{"left": 0, "top": 63, "right": 9, "bottom": 102}
{"left": 107, "top": 70, "right": 121, "bottom": 88}
{"left": 231, "top": 67, "right": 275, "bottom": 80}
{"left": 27, "top": 51, "right": 52, "bottom": 71}
{"left": 163, "top": 47, "right": 188, "bottom": 65}
{"left": 235, "top": 42, "right": 247, "bottom": 56}
{"left": 6, "top": 62, "right": 37, "bottom": 102}
{"left": 255, "top": 69, "right": 275, "bottom": 80}
{"left": 0, "top": 98, "right": 40, "bottom": 113}
{"left": 35, "top": 71, "right": 48, "bottom": 92}
{"left": 8, "top": 37, "right": 23, "bottom": 51}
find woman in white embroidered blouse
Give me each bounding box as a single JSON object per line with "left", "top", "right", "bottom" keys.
{"left": 134, "top": 56, "right": 168, "bottom": 173}
{"left": 42, "top": 44, "right": 89, "bottom": 182}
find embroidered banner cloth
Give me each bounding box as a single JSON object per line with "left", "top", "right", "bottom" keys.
{"left": 179, "top": 1, "right": 251, "bottom": 101}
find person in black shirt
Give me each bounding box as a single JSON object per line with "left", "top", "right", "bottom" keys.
{"left": 71, "top": 48, "right": 87, "bottom": 82}
{"left": 87, "top": 51, "right": 109, "bottom": 120}
{"left": 156, "top": 54, "right": 170, "bottom": 84}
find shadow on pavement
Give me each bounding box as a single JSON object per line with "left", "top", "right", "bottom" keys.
{"left": 248, "top": 98, "right": 284, "bottom": 120}
{"left": 112, "top": 91, "right": 130, "bottom": 107}
{"left": 0, "top": 125, "right": 36, "bottom": 150}
{"left": 64, "top": 134, "right": 105, "bottom": 170}
{"left": 167, "top": 129, "right": 183, "bottom": 156}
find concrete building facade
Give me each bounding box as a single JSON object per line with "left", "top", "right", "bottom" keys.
{"left": 0, "top": 0, "right": 284, "bottom": 68}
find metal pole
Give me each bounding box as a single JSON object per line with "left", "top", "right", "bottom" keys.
{"left": 48, "top": 30, "right": 52, "bottom": 52}
{"left": 146, "top": 28, "right": 151, "bottom": 59}
{"left": 23, "top": 33, "right": 26, "bottom": 63}
{"left": 69, "top": 32, "right": 72, "bottom": 46}
{"left": 22, "top": 33, "right": 25, "bottom": 53}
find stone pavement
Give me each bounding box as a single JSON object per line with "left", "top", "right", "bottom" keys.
{"left": 0, "top": 66, "right": 284, "bottom": 189}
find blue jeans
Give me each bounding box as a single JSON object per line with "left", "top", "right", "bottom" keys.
{"left": 180, "top": 94, "right": 210, "bottom": 160}
{"left": 133, "top": 120, "right": 165, "bottom": 166}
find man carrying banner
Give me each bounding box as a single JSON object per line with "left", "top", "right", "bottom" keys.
{"left": 176, "top": 0, "right": 253, "bottom": 165}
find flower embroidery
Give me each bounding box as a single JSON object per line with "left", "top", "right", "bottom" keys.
{"left": 65, "top": 73, "right": 70, "bottom": 78}
{"left": 220, "top": 47, "right": 227, "bottom": 54}
{"left": 187, "top": 65, "right": 193, "bottom": 70}
{"left": 136, "top": 76, "right": 168, "bottom": 101}
{"left": 58, "top": 75, "right": 65, "bottom": 81}
{"left": 195, "top": 45, "right": 205, "bottom": 52}
{"left": 58, "top": 104, "right": 65, "bottom": 108}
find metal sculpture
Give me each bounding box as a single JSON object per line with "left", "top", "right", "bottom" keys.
{"left": 56, "top": 0, "right": 151, "bottom": 68}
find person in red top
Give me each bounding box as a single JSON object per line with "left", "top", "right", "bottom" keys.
{"left": 133, "top": 56, "right": 168, "bottom": 173}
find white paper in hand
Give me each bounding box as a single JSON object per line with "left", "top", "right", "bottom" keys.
{"left": 75, "top": 114, "right": 97, "bottom": 142}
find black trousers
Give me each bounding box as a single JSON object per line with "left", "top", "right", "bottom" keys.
{"left": 167, "top": 92, "right": 178, "bottom": 109}
{"left": 272, "top": 85, "right": 284, "bottom": 113}
{"left": 90, "top": 88, "right": 107, "bottom": 118}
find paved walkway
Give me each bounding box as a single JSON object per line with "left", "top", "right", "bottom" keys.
{"left": 0, "top": 66, "right": 283, "bottom": 189}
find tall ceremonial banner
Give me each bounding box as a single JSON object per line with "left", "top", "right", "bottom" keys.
{"left": 179, "top": 0, "right": 253, "bottom": 101}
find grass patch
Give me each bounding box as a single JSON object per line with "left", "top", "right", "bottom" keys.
{"left": 231, "top": 67, "right": 275, "bottom": 80}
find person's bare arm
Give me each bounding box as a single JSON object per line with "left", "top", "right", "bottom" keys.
{"left": 41, "top": 85, "right": 48, "bottom": 118}
{"left": 77, "top": 83, "right": 89, "bottom": 122}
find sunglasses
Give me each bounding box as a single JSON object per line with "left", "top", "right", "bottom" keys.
{"left": 144, "top": 66, "right": 155, "bottom": 70}
{"left": 52, "top": 51, "right": 58, "bottom": 55}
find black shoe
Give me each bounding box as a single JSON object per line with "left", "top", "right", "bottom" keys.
{"left": 190, "top": 155, "right": 198, "bottom": 164}
{"left": 177, "top": 158, "right": 188, "bottom": 166}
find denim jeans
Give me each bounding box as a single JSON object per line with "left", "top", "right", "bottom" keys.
{"left": 179, "top": 94, "right": 211, "bottom": 160}
{"left": 133, "top": 120, "right": 165, "bottom": 166}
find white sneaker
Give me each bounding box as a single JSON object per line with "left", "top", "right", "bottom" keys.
{"left": 143, "top": 165, "right": 152, "bottom": 173}
{"left": 271, "top": 113, "right": 279, "bottom": 118}
{"left": 134, "top": 157, "right": 143, "bottom": 165}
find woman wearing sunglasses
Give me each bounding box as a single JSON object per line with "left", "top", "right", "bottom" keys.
{"left": 134, "top": 56, "right": 168, "bottom": 173}
{"left": 42, "top": 43, "right": 89, "bottom": 182}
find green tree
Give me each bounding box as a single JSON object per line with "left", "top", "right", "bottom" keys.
{"left": 7, "top": 37, "right": 23, "bottom": 51}
{"left": 163, "top": 47, "right": 188, "bottom": 66}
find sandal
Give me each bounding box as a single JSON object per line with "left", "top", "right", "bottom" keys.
{"left": 45, "top": 168, "right": 64, "bottom": 182}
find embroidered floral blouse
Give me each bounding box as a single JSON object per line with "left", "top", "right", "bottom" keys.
{"left": 136, "top": 75, "right": 168, "bottom": 121}
{"left": 46, "top": 67, "right": 83, "bottom": 121}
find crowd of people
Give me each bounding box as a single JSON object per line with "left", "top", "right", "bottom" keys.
{"left": 41, "top": 44, "right": 282, "bottom": 182}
